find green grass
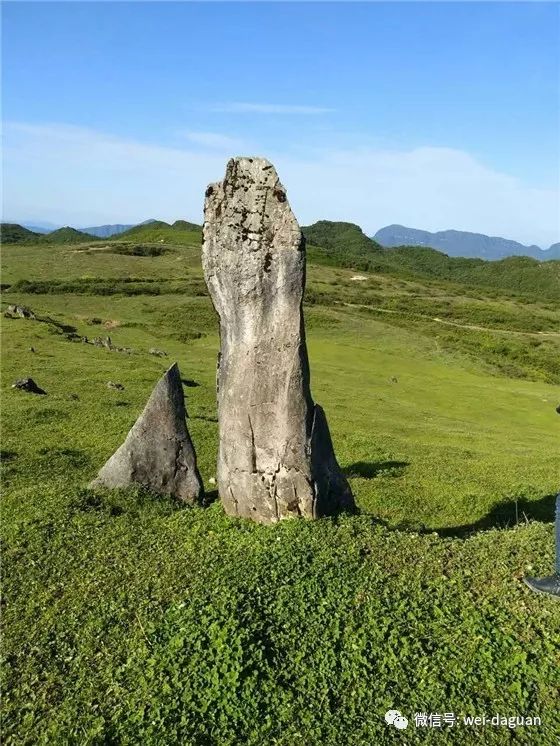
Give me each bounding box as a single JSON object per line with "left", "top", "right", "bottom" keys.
{"left": 2, "top": 235, "right": 559, "bottom": 744}
{"left": 303, "top": 221, "right": 560, "bottom": 300}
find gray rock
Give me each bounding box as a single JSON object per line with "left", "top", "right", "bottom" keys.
{"left": 202, "top": 157, "right": 353, "bottom": 523}
{"left": 92, "top": 336, "right": 113, "bottom": 350}
{"left": 7, "top": 304, "right": 36, "bottom": 319}
{"left": 90, "top": 363, "right": 202, "bottom": 503}
{"left": 12, "top": 378, "right": 46, "bottom": 395}
{"left": 149, "top": 348, "right": 167, "bottom": 357}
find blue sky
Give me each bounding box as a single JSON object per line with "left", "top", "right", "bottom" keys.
{"left": 2, "top": 1, "right": 559, "bottom": 246}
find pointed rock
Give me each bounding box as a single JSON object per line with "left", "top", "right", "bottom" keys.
{"left": 202, "top": 157, "right": 353, "bottom": 523}
{"left": 90, "top": 363, "right": 203, "bottom": 503}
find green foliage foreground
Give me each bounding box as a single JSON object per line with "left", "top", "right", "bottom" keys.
{"left": 3, "top": 489, "right": 559, "bottom": 745}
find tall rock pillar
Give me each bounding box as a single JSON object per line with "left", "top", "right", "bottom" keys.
{"left": 202, "top": 157, "right": 353, "bottom": 523}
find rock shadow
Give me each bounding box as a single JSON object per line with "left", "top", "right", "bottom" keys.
{"left": 181, "top": 378, "right": 200, "bottom": 388}
{"left": 0, "top": 450, "right": 18, "bottom": 462}
{"left": 343, "top": 460, "right": 409, "bottom": 479}
{"left": 203, "top": 489, "right": 219, "bottom": 506}
{"left": 399, "top": 493, "right": 557, "bottom": 539}
{"left": 40, "top": 315, "right": 78, "bottom": 335}
{"left": 38, "top": 447, "right": 92, "bottom": 468}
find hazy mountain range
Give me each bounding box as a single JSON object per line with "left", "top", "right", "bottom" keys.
{"left": 4, "top": 218, "right": 559, "bottom": 261}
{"left": 12, "top": 219, "right": 157, "bottom": 237}
{"left": 373, "top": 225, "right": 560, "bottom": 261}
{"left": 79, "top": 219, "right": 158, "bottom": 237}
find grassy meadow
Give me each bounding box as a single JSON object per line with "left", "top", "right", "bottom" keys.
{"left": 2, "top": 230, "right": 560, "bottom": 744}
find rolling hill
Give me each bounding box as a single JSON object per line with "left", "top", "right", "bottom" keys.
{"left": 374, "top": 224, "right": 560, "bottom": 261}
{"left": 303, "top": 220, "right": 383, "bottom": 255}
{"left": 0, "top": 223, "right": 41, "bottom": 243}
{"left": 115, "top": 219, "right": 202, "bottom": 243}
{"left": 39, "top": 227, "right": 99, "bottom": 244}
{"left": 303, "top": 221, "right": 560, "bottom": 300}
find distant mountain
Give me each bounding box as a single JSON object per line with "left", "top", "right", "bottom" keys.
{"left": 80, "top": 219, "right": 157, "bottom": 238}
{"left": 373, "top": 225, "right": 558, "bottom": 261}
{"left": 18, "top": 221, "right": 62, "bottom": 234}
{"left": 81, "top": 224, "right": 135, "bottom": 238}
{"left": 1, "top": 219, "right": 202, "bottom": 245}
{"left": 0, "top": 223, "right": 41, "bottom": 243}
{"left": 115, "top": 219, "right": 202, "bottom": 242}
{"left": 39, "top": 227, "right": 99, "bottom": 244}
{"left": 23, "top": 224, "right": 55, "bottom": 234}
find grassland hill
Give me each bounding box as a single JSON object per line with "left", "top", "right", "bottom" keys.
{"left": 39, "top": 227, "right": 100, "bottom": 244}
{"left": 2, "top": 224, "right": 559, "bottom": 743}
{"left": 0, "top": 223, "right": 41, "bottom": 243}
{"left": 115, "top": 219, "right": 202, "bottom": 243}
{"left": 302, "top": 220, "right": 560, "bottom": 300}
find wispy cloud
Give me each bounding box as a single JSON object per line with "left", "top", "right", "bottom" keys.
{"left": 209, "top": 102, "right": 335, "bottom": 115}
{"left": 3, "top": 121, "right": 559, "bottom": 247}
{"left": 178, "top": 130, "right": 246, "bottom": 150}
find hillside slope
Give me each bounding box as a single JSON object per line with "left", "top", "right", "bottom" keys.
{"left": 40, "top": 227, "right": 99, "bottom": 244}
{"left": 115, "top": 219, "right": 202, "bottom": 243}
{"left": 303, "top": 221, "right": 382, "bottom": 256}
{"left": 0, "top": 223, "right": 41, "bottom": 244}
{"left": 304, "top": 221, "right": 560, "bottom": 300}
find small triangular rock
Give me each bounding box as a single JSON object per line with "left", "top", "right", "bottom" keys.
{"left": 90, "top": 363, "right": 203, "bottom": 503}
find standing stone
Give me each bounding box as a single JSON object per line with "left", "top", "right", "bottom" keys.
{"left": 202, "top": 157, "right": 353, "bottom": 523}
{"left": 90, "top": 363, "right": 202, "bottom": 503}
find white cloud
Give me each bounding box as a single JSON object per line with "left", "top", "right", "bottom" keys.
{"left": 272, "top": 146, "right": 560, "bottom": 246}
{"left": 209, "top": 102, "right": 335, "bottom": 114}
{"left": 178, "top": 130, "right": 246, "bottom": 151}
{"left": 3, "top": 121, "right": 559, "bottom": 247}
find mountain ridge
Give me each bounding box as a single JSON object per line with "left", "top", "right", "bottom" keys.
{"left": 80, "top": 219, "right": 158, "bottom": 237}
{"left": 374, "top": 224, "right": 560, "bottom": 261}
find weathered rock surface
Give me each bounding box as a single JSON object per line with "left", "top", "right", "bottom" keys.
{"left": 202, "top": 157, "right": 353, "bottom": 523}
{"left": 6, "top": 304, "right": 36, "bottom": 319}
{"left": 12, "top": 378, "right": 46, "bottom": 395}
{"left": 90, "top": 363, "right": 202, "bottom": 503}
